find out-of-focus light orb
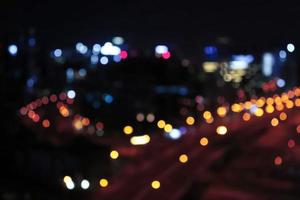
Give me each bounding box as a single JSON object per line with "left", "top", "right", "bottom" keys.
{"left": 279, "top": 112, "right": 287, "bottom": 121}
{"left": 54, "top": 49, "right": 62, "bottom": 57}
{"left": 66, "top": 180, "right": 75, "bottom": 190}
{"left": 28, "top": 37, "right": 36, "bottom": 47}
{"left": 113, "top": 55, "right": 121, "bottom": 62}
{"left": 265, "top": 105, "right": 275, "bottom": 113}
{"left": 101, "top": 42, "right": 121, "bottom": 55}
{"left": 164, "top": 124, "right": 173, "bottom": 133}
{"left": 42, "top": 119, "right": 50, "bottom": 128}
{"left": 130, "top": 134, "right": 151, "bottom": 145}
{"left": 242, "top": 113, "right": 251, "bottom": 121}
{"left": 59, "top": 92, "right": 67, "bottom": 100}
{"left": 274, "top": 96, "right": 282, "bottom": 105}
{"left": 249, "top": 104, "right": 257, "bottom": 113}
{"left": 120, "top": 50, "right": 128, "bottom": 59}
{"left": 112, "top": 36, "right": 124, "bottom": 45}
{"left": 64, "top": 176, "right": 75, "bottom": 190}
{"left": 155, "top": 45, "right": 168, "bottom": 54}
{"left": 66, "top": 68, "right": 74, "bottom": 80}
{"left": 206, "top": 117, "right": 214, "bottom": 124}
{"left": 91, "top": 55, "right": 99, "bottom": 64}
{"left": 186, "top": 116, "right": 195, "bottom": 125}
{"left": 157, "top": 120, "right": 166, "bottom": 128}
{"left": 110, "top": 150, "right": 119, "bottom": 159}
{"left": 27, "top": 110, "right": 35, "bottom": 119}
{"left": 99, "top": 179, "right": 109, "bottom": 187}
{"left": 162, "top": 51, "right": 171, "bottom": 59}
{"left": 27, "top": 78, "right": 35, "bottom": 88}
{"left": 8, "top": 44, "right": 18, "bottom": 56}
{"left": 288, "top": 139, "right": 295, "bottom": 148}
{"left": 179, "top": 127, "right": 187, "bottom": 134}
{"left": 276, "top": 104, "right": 284, "bottom": 111}
{"left": 82, "top": 117, "right": 90, "bottom": 126}
{"left": 67, "top": 90, "right": 76, "bottom": 99}
{"left": 168, "top": 128, "right": 182, "bottom": 140}
{"left": 217, "top": 106, "right": 227, "bottom": 117}
{"left": 78, "top": 68, "right": 87, "bottom": 77}
{"left": 123, "top": 125, "right": 133, "bottom": 135}
{"left": 280, "top": 94, "right": 287, "bottom": 102}
{"left": 231, "top": 103, "right": 242, "bottom": 112}
{"left": 295, "top": 99, "right": 300, "bottom": 107}
{"left": 63, "top": 176, "right": 72, "bottom": 183}
{"left": 73, "top": 119, "right": 83, "bottom": 130}
{"left": 76, "top": 42, "right": 83, "bottom": 50}
{"left": 256, "top": 98, "right": 265, "bottom": 108}
{"left": 32, "top": 114, "right": 40, "bottom": 123}
{"left": 232, "top": 54, "right": 254, "bottom": 63}
{"left": 202, "top": 61, "right": 218, "bottom": 73}
{"left": 20, "top": 107, "right": 28, "bottom": 116}
{"left": 100, "top": 56, "right": 109, "bottom": 65}
{"left": 204, "top": 45, "right": 217, "bottom": 56}
{"left": 286, "top": 100, "right": 294, "bottom": 109}
{"left": 92, "top": 44, "right": 101, "bottom": 54}
{"left": 295, "top": 88, "right": 300, "bottom": 96}
{"left": 287, "top": 43, "right": 295, "bottom": 53}
{"left": 229, "top": 60, "right": 249, "bottom": 70}
{"left": 203, "top": 111, "right": 212, "bottom": 120}
{"left": 151, "top": 180, "right": 160, "bottom": 189}
{"left": 216, "top": 125, "right": 227, "bottom": 135}
{"left": 103, "top": 94, "right": 113, "bottom": 104}
{"left": 296, "top": 125, "right": 300, "bottom": 133}
{"left": 179, "top": 154, "right": 188, "bottom": 163}
{"left": 262, "top": 53, "right": 274, "bottom": 77}
{"left": 271, "top": 118, "right": 279, "bottom": 126}
{"left": 136, "top": 113, "right": 145, "bottom": 122}
{"left": 274, "top": 156, "right": 283, "bottom": 166}
{"left": 279, "top": 50, "right": 287, "bottom": 59}
{"left": 146, "top": 113, "right": 155, "bottom": 122}
{"left": 200, "top": 137, "right": 209, "bottom": 146}
{"left": 288, "top": 91, "right": 295, "bottom": 98}
{"left": 254, "top": 108, "right": 264, "bottom": 117}
{"left": 59, "top": 106, "right": 70, "bottom": 117}
{"left": 81, "top": 179, "right": 90, "bottom": 190}
{"left": 76, "top": 42, "right": 88, "bottom": 54}
{"left": 244, "top": 101, "right": 252, "bottom": 110}
{"left": 277, "top": 79, "right": 286, "bottom": 88}
{"left": 50, "top": 94, "right": 58, "bottom": 102}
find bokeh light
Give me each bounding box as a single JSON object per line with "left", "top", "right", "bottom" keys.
{"left": 130, "top": 135, "right": 150, "bottom": 145}
{"left": 199, "top": 137, "right": 209, "bottom": 146}
{"left": 110, "top": 150, "right": 119, "bottom": 159}
{"left": 81, "top": 179, "right": 90, "bottom": 190}
{"left": 179, "top": 154, "right": 188, "bottom": 163}
{"left": 157, "top": 120, "right": 166, "bottom": 129}
{"left": 186, "top": 116, "right": 195, "bottom": 125}
{"left": 271, "top": 118, "right": 279, "bottom": 127}
{"left": 274, "top": 156, "right": 283, "bottom": 166}
{"left": 99, "top": 179, "right": 109, "bottom": 188}
{"left": 279, "top": 112, "right": 287, "bottom": 121}
{"left": 42, "top": 119, "right": 50, "bottom": 128}
{"left": 123, "top": 125, "right": 133, "bottom": 135}
{"left": 216, "top": 126, "right": 227, "bottom": 135}
{"left": 164, "top": 124, "right": 173, "bottom": 133}
{"left": 217, "top": 106, "right": 227, "bottom": 117}
{"left": 8, "top": 44, "right": 18, "bottom": 56}
{"left": 151, "top": 180, "right": 160, "bottom": 189}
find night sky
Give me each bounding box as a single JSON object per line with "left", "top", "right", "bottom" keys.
{"left": 1, "top": 1, "right": 300, "bottom": 50}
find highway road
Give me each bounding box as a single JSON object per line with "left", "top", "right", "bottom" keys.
{"left": 91, "top": 108, "right": 300, "bottom": 200}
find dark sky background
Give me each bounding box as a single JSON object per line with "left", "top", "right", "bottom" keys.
{"left": 1, "top": 1, "right": 300, "bottom": 53}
